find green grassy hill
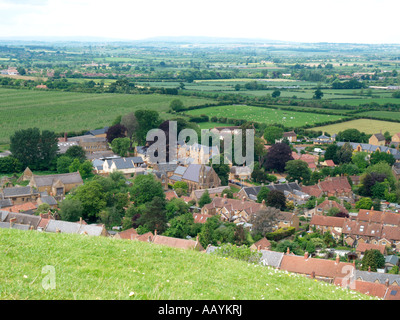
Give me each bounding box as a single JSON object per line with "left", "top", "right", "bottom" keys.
{"left": 0, "top": 228, "right": 375, "bottom": 300}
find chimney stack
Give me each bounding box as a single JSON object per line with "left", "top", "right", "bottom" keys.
{"left": 368, "top": 266, "right": 371, "bottom": 272}
{"left": 154, "top": 229, "right": 157, "bottom": 237}
{"left": 304, "top": 252, "right": 309, "bottom": 259}
{"left": 286, "top": 247, "right": 290, "bottom": 255}
{"left": 261, "top": 199, "right": 266, "bottom": 206}
{"left": 311, "top": 271, "right": 315, "bottom": 279}
{"left": 257, "top": 245, "right": 261, "bottom": 252}
{"left": 385, "top": 279, "right": 389, "bottom": 287}
{"left": 9, "top": 217, "right": 17, "bottom": 227}
{"left": 335, "top": 253, "right": 340, "bottom": 264}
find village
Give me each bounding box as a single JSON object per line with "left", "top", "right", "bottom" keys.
{"left": 1, "top": 119, "right": 400, "bottom": 301}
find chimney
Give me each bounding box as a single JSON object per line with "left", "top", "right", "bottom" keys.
{"left": 9, "top": 217, "right": 17, "bottom": 227}
{"left": 335, "top": 253, "right": 340, "bottom": 264}
{"left": 154, "top": 229, "right": 157, "bottom": 237}
{"left": 371, "top": 207, "right": 374, "bottom": 211}
{"left": 196, "top": 234, "right": 199, "bottom": 243}
{"left": 148, "top": 235, "right": 152, "bottom": 243}
{"left": 385, "top": 279, "right": 389, "bottom": 287}
{"left": 223, "top": 193, "right": 227, "bottom": 199}
{"left": 368, "top": 266, "right": 371, "bottom": 272}
{"left": 304, "top": 252, "right": 309, "bottom": 259}
{"left": 242, "top": 196, "right": 246, "bottom": 204}
{"left": 64, "top": 132, "right": 67, "bottom": 142}
{"left": 79, "top": 217, "right": 82, "bottom": 225}
{"left": 286, "top": 247, "right": 290, "bottom": 255}
{"left": 311, "top": 271, "right": 315, "bottom": 279}
{"left": 257, "top": 245, "right": 261, "bottom": 251}
{"left": 261, "top": 199, "right": 266, "bottom": 206}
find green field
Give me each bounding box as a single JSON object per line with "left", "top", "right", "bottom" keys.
{"left": 357, "top": 110, "right": 400, "bottom": 121}
{"left": 0, "top": 228, "right": 373, "bottom": 300}
{"left": 330, "top": 97, "right": 400, "bottom": 106}
{"left": 186, "top": 105, "right": 347, "bottom": 127}
{"left": 0, "top": 88, "right": 215, "bottom": 144}
{"left": 313, "top": 118, "right": 400, "bottom": 135}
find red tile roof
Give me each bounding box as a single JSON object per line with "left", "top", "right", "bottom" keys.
{"left": 356, "top": 242, "right": 386, "bottom": 255}
{"left": 193, "top": 213, "right": 212, "bottom": 224}
{"left": 280, "top": 254, "right": 353, "bottom": 279}
{"left": 6, "top": 202, "right": 37, "bottom": 213}
{"left": 310, "top": 215, "right": 346, "bottom": 228}
{"left": 116, "top": 228, "right": 138, "bottom": 240}
{"left": 152, "top": 235, "right": 203, "bottom": 251}
{"left": 253, "top": 237, "right": 271, "bottom": 250}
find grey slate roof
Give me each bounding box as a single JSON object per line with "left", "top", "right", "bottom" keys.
{"left": 337, "top": 142, "right": 400, "bottom": 160}
{"left": 86, "top": 126, "right": 109, "bottom": 136}
{"left": 45, "top": 220, "right": 104, "bottom": 236}
{"left": 355, "top": 270, "right": 400, "bottom": 285}
{"left": 0, "top": 221, "right": 30, "bottom": 230}
{"left": 40, "top": 195, "right": 58, "bottom": 206}
{"left": 0, "top": 198, "right": 12, "bottom": 208}
{"left": 181, "top": 164, "right": 211, "bottom": 183}
{"left": 242, "top": 182, "right": 302, "bottom": 198}
{"left": 2, "top": 186, "right": 37, "bottom": 198}
{"left": 32, "top": 172, "right": 83, "bottom": 187}
{"left": 259, "top": 250, "right": 284, "bottom": 268}
{"left": 385, "top": 255, "right": 399, "bottom": 266}
{"left": 0, "top": 211, "right": 41, "bottom": 229}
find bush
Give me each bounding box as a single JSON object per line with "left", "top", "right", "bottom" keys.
{"left": 212, "top": 243, "right": 262, "bottom": 264}
{"left": 266, "top": 227, "right": 296, "bottom": 241}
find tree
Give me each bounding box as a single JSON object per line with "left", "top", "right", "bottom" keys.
{"left": 210, "top": 155, "right": 230, "bottom": 186}
{"left": 121, "top": 112, "right": 138, "bottom": 151}
{"left": 135, "top": 109, "right": 162, "bottom": 145}
{"left": 65, "top": 145, "right": 86, "bottom": 162}
{"left": 361, "top": 249, "right": 385, "bottom": 272}
{"left": 10, "top": 128, "right": 59, "bottom": 170}
{"left": 137, "top": 196, "right": 168, "bottom": 233}
{"left": 106, "top": 123, "right": 127, "bottom": 143}
{"left": 370, "top": 151, "right": 395, "bottom": 166}
{"left": 263, "top": 126, "right": 284, "bottom": 144}
{"left": 262, "top": 142, "right": 294, "bottom": 172}
{"left": 352, "top": 152, "right": 369, "bottom": 170}
{"left": 57, "top": 156, "right": 73, "bottom": 174}
{"left": 271, "top": 90, "right": 281, "bottom": 98}
{"left": 130, "top": 174, "right": 165, "bottom": 206}
{"left": 266, "top": 190, "right": 286, "bottom": 210}
{"left": 69, "top": 180, "right": 107, "bottom": 222}
{"left": 78, "top": 160, "right": 94, "bottom": 179}
{"left": 336, "top": 128, "right": 367, "bottom": 143}
{"left": 355, "top": 197, "right": 373, "bottom": 210}
{"left": 285, "top": 160, "right": 312, "bottom": 184}
{"left": 313, "top": 88, "right": 324, "bottom": 99}
{"left": 198, "top": 190, "right": 212, "bottom": 207}
{"left": 324, "top": 144, "right": 340, "bottom": 164}
{"left": 111, "top": 137, "right": 130, "bottom": 157}
{"left": 336, "top": 142, "right": 353, "bottom": 164}
{"left": 59, "top": 198, "right": 84, "bottom": 222}
{"left": 169, "top": 99, "right": 185, "bottom": 112}
{"left": 249, "top": 206, "right": 280, "bottom": 237}
{"left": 68, "top": 158, "right": 81, "bottom": 173}
{"left": 166, "top": 198, "right": 190, "bottom": 220}
{"left": 256, "top": 186, "right": 270, "bottom": 203}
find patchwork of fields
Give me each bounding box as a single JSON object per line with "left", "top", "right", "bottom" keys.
{"left": 186, "top": 105, "right": 347, "bottom": 127}
{"left": 0, "top": 88, "right": 214, "bottom": 144}
{"left": 313, "top": 119, "right": 400, "bottom": 135}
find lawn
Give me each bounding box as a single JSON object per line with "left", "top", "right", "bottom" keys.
{"left": 0, "top": 228, "right": 373, "bottom": 300}
{"left": 357, "top": 110, "right": 400, "bottom": 121}
{"left": 185, "top": 105, "right": 347, "bottom": 127}
{"left": 0, "top": 88, "right": 215, "bottom": 144}
{"left": 312, "top": 118, "right": 400, "bottom": 135}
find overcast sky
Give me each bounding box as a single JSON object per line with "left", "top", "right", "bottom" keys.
{"left": 0, "top": 0, "right": 399, "bottom": 44}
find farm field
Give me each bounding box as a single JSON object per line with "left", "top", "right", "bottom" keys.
{"left": 313, "top": 118, "right": 400, "bottom": 135}
{"left": 0, "top": 88, "right": 215, "bottom": 144}
{"left": 356, "top": 110, "right": 400, "bottom": 121}
{"left": 330, "top": 97, "right": 400, "bottom": 106}
{"left": 185, "top": 105, "right": 347, "bottom": 127}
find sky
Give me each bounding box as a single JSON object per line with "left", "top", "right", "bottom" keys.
{"left": 0, "top": 0, "right": 400, "bottom": 44}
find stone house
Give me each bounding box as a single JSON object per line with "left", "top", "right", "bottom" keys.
{"left": 29, "top": 172, "right": 83, "bottom": 199}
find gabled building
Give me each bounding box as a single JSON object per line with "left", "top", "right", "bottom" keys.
{"left": 369, "top": 133, "right": 386, "bottom": 146}
{"left": 100, "top": 156, "right": 145, "bottom": 175}
{"left": 301, "top": 176, "right": 353, "bottom": 201}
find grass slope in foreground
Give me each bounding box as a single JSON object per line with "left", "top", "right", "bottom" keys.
{"left": 0, "top": 229, "right": 374, "bottom": 300}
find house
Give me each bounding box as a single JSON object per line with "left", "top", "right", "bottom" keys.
{"left": 151, "top": 232, "right": 204, "bottom": 251}
{"left": 0, "top": 186, "right": 40, "bottom": 205}
{"left": 69, "top": 135, "right": 110, "bottom": 154}
{"left": 291, "top": 152, "right": 318, "bottom": 171}
{"left": 168, "top": 164, "right": 221, "bottom": 192}
{"left": 250, "top": 237, "right": 272, "bottom": 251}
{"left": 306, "top": 198, "right": 348, "bottom": 218}
{"left": 5, "top": 202, "right": 38, "bottom": 215}
{"left": 313, "top": 133, "right": 334, "bottom": 145}
{"left": 201, "top": 195, "right": 266, "bottom": 224}
{"left": 353, "top": 270, "right": 400, "bottom": 287}
{"left": 238, "top": 181, "right": 303, "bottom": 202}
{"left": 114, "top": 228, "right": 139, "bottom": 240}
{"left": 391, "top": 133, "right": 400, "bottom": 147}
{"left": 0, "top": 210, "right": 41, "bottom": 230}
{"left": 310, "top": 215, "right": 346, "bottom": 240}
{"left": 190, "top": 186, "right": 230, "bottom": 203}
{"left": 355, "top": 243, "right": 387, "bottom": 257}
{"left": 44, "top": 219, "right": 108, "bottom": 236}
{"left": 29, "top": 172, "right": 83, "bottom": 199}
{"left": 36, "top": 194, "right": 58, "bottom": 209}
{"left": 135, "top": 146, "right": 150, "bottom": 163}
{"left": 392, "top": 163, "right": 400, "bottom": 180}
{"left": 320, "top": 160, "right": 336, "bottom": 168}
{"left": 85, "top": 126, "right": 109, "bottom": 138}
{"left": 301, "top": 176, "right": 353, "bottom": 201}
{"left": 259, "top": 250, "right": 284, "bottom": 268}
{"left": 334, "top": 277, "right": 400, "bottom": 300}
{"left": 229, "top": 166, "right": 252, "bottom": 181}
{"left": 101, "top": 157, "right": 145, "bottom": 175}
{"left": 276, "top": 211, "right": 300, "bottom": 230}
{"left": 369, "top": 132, "right": 386, "bottom": 146}
{"left": 279, "top": 252, "right": 354, "bottom": 283}
{"left": 336, "top": 142, "right": 400, "bottom": 161}
{"left": 385, "top": 255, "right": 399, "bottom": 272}
{"left": 193, "top": 213, "right": 212, "bottom": 224}
{"left": 275, "top": 131, "right": 297, "bottom": 143}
